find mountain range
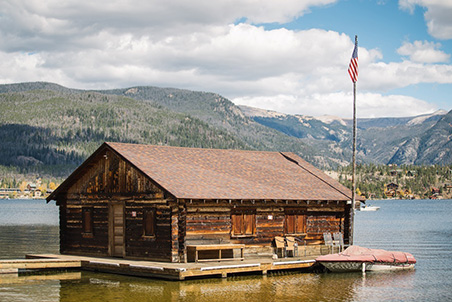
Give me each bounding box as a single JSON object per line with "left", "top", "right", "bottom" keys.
{"left": 0, "top": 82, "right": 451, "bottom": 180}
{"left": 240, "top": 105, "right": 452, "bottom": 166}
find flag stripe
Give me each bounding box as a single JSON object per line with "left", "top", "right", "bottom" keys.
{"left": 348, "top": 58, "right": 358, "bottom": 82}
{"left": 348, "top": 39, "right": 358, "bottom": 83}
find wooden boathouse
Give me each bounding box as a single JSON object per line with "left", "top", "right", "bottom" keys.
{"left": 47, "top": 142, "right": 358, "bottom": 264}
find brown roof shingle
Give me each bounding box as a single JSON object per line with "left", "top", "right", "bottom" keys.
{"left": 106, "top": 142, "right": 354, "bottom": 201}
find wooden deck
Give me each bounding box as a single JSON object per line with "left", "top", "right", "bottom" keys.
{"left": 0, "top": 254, "right": 320, "bottom": 280}
{"left": 0, "top": 258, "right": 81, "bottom": 274}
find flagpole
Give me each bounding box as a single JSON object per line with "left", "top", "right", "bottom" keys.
{"left": 350, "top": 76, "right": 356, "bottom": 245}
{"left": 350, "top": 35, "right": 358, "bottom": 245}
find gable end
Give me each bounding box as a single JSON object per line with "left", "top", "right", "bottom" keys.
{"left": 48, "top": 143, "right": 171, "bottom": 203}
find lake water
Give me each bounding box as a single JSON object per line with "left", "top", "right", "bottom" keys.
{"left": 0, "top": 199, "right": 451, "bottom": 301}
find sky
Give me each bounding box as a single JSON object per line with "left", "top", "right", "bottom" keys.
{"left": 1, "top": 0, "right": 452, "bottom": 118}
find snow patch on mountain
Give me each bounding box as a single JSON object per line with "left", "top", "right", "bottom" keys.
{"left": 407, "top": 110, "right": 447, "bottom": 125}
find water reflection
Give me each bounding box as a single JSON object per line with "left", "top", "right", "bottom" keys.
{"left": 0, "top": 225, "right": 59, "bottom": 259}
{"left": 56, "top": 272, "right": 363, "bottom": 302}
{"left": 0, "top": 272, "right": 81, "bottom": 285}
{"left": 0, "top": 199, "right": 60, "bottom": 259}
{"left": 0, "top": 199, "right": 451, "bottom": 301}
{"left": 0, "top": 272, "right": 74, "bottom": 302}
{"left": 0, "top": 269, "right": 418, "bottom": 302}
{"left": 29, "top": 269, "right": 412, "bottom": 302}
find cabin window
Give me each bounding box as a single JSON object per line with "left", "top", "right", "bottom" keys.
{"left": 232, "top": 210, "right": 256, "bottom": 237}
{"left": 82, "top": 207, "right": 94, "bottom": 234}
{"left": 285, "top": 209, "right": 306, "bottom": 235}
{"left": 143, "top": 208, "right": 156, "bottom": 237}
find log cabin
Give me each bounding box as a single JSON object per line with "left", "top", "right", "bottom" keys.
{"left": 47, "top": 142, "right": 359, "bottom": 263}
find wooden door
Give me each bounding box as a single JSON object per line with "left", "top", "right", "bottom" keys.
{"left": 109, "top": 203, "right": 125, "bottom": 257}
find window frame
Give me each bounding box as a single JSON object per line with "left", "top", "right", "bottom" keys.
{"left": 143, "top": 208, "right": 157, "bottom": 238}
{"left": 284, "top": 208, "right": 307, "bottom": 235}
{"left": 231, "top": 209, "right": 256, "bottom": 238}
{"left": 82, "top": 207, "right": 94, "bottom": 237}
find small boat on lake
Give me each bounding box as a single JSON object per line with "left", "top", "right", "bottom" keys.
{"left": 358, "top": 204, "right": 380, "bottom": 211}
{"left": 316, "top": 245, "right": 416, "bottom": 272}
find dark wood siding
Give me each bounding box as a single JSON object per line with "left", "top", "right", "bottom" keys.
{"left": 59, "top": 149, "right": 174, "bottom": 261}
{"left": 54, "top": 144, "right": 352, "bottom": 261}
{"left": 184, "top": 200, "right": 347, "bottom": 250}
{"left": 124, "top": 202, "right": 172, "bottom": 261}
{"left": 66, "top": 149, "right": 163, "bottom": 198}
{"left": 60, "top": 200, "right": 109, "bottom": 256}
{"left": 304, "top": 211, "right": 345, "bottom": 242}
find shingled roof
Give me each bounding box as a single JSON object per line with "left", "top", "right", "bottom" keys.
{"left": 104, "top": 142, "right": 353, "bottom": 201}
{"left": 48, "top": 142, "right": 357, "bottom": 202}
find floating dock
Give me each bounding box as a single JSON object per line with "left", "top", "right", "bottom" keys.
{"left": 0, "top": 254, "right": 318, "bottom": 280}
{"left": 0, "top": 258, "right": 81, "bottom": 274}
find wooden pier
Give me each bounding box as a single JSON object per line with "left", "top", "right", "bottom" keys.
{"left": 0, "top": 258, "right": 81, "bottom": 274}
{"left": 0, "top": 254, "right": 318, "bottom": 280}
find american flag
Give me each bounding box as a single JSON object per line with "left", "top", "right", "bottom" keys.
{"left": 348, "top": 37, "right": 358, "bottom": 83}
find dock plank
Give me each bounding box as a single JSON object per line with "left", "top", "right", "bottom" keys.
{"left": 11, "top": 253, "right": 319, "bottom": 280}
{"left": 0, "top": 258, "right": 81, "bottom": 271}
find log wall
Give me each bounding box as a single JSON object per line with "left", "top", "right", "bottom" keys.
{"left": 184, "top": 200, "right": 347, "bottom": 257}
{"left": 59, "top": 200, "right": 109, "bottom": 256}
{"left": 55, "top": 145, "right": 350, "bottom": 262}
{"left": 124, "top": 201, "right": 173, "bottom": 262}
{"left": 66, "top": 149, "right": 162, "bottom": 198}
{"left": 59, "top": 148, "right": 175, "bottom": 261}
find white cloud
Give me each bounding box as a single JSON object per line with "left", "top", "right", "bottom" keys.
{"left": 354, "top": 93, "right": 437, "bottom": 118}
{"left": 363, "top": 61, "right": 452, "bottom": 92}
{"left": 0, "top": 0, "right": 450, "bottom": 119}
{"left": 0, "top": 0, "right": 338, "bottom": 52}
{"left": 397, "top": 40, "right": 450, "bottom": 63}
{"left": 399, "top": 0, "right": 419, "bottom": 14}
{"left": 233, "top": 92, "right": 437, "bottom": 118}
{"left": 399, "top": 0, "right": 452, "bottom": 39}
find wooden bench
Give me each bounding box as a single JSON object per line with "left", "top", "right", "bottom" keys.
{"left": 187, "top": 244, "right": 245, "bottom": 263}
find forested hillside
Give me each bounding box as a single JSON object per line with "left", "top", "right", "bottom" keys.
{"left": 335, "top": 164, "right": 452, "bottom": 199}
{"left": 1, "top": 82, "right": 451, "bottom": 198}
{"left": 0, "top": 82, "right": 327, "bottom": 188}
{"left": 0, "top": 87, "right": 249, "bottom": 184}
{"left": 99, "top": 86, "right": 320, "bottom": 164}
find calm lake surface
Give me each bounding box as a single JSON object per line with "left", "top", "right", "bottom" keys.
{"left": 0, "top": 199, "right": 451, "bottom": 301}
